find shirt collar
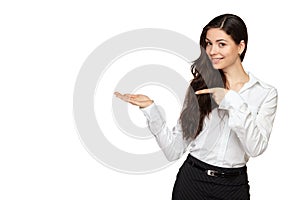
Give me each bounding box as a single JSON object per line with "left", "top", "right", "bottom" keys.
{"left": 239, "top": 72, "right": 271, "bottom": 93}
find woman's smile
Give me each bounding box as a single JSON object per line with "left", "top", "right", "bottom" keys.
{"left": 211, "top": 57, "right": 223, "bottom": 65}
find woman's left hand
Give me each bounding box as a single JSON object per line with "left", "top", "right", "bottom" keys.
{"left": 114, "top": 92, "right": 154, "bottom": 108}
{"left": 195, "top": 88, "right": 228, "bottom": 105}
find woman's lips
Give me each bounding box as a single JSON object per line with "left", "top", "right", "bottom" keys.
{"left": 211, "top": 58, "right": 223, "bottom": 64}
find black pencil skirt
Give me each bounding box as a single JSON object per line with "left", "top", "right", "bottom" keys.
{"left": 172, "top": 154, "right": 250, "bottom": 200}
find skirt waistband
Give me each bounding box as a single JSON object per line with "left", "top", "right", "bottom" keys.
{"left": 186, "top": 154, "right": 247, "bottom": 178}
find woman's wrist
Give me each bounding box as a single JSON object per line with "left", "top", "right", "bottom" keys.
{"left": 139, "top": 100, "right": 154, "bottom": 108}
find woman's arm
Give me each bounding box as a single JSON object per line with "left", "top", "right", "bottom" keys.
{"left": 114, "top": 92, "right": 191, "bottom": 161}
{"left": 219, "top": 88, "right": 278, "bottom": 157}
{"left": 140, "top": 103, "right": 191, "bottom": 161}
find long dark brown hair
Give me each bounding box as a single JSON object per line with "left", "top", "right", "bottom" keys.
{"left": 179, "top": 14, "right": 248, "bottom": 140}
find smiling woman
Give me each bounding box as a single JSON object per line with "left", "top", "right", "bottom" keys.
{"left": 115, "top": 14, "right": 278, "bottom": 200}
{"left": 205, "top": 29, "right": 246, "bottom": 70}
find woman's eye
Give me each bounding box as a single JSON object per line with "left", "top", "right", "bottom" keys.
{"left": 206, "top": 42, "right": 212, "bottom": 46}
{"left": 219, "top": 43, "right": 226, "bottom": 47}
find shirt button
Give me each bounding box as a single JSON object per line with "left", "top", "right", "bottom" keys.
{"left": 240, "top": 104, "right": 247, "bottom": 112}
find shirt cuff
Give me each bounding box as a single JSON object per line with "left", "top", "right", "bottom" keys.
{"left": 139, "top": 102, "right": 156, "bottom": 119}
{"left": 219, "top": 90, "right": 248, "bottom": 112}
{"left": 140, "top": 102, "right": 165, "bottom": 136}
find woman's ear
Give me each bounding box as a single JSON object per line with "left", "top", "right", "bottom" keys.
{"left": 238, "top": 40, "right": 246, "bottom": 55}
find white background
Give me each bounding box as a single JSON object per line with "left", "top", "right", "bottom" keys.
{"left": 1, "top": 0, "right": 299, "bottom": 199}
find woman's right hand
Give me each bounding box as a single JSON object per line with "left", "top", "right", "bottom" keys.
{"left": 114, "top": 92, "right": 154, "bottom": 108}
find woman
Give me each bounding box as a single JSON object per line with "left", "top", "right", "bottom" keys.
{"left": 115, "top": 14, "right": 278, "bottom": 200}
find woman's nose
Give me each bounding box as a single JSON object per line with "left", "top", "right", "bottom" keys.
{"left": 208, "top": 45, "right": 218, "bottom": 55}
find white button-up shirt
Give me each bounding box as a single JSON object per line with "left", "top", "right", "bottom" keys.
{"left": 140, "top": 73, "right": 278, "bottom": 168}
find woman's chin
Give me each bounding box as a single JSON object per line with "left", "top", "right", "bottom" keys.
{"left": 212, "top": 64, "right": 223, "bottom": 70}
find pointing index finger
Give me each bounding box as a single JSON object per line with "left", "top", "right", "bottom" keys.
{"left": 195, "top": 88, "right": 213, "bottom": 95}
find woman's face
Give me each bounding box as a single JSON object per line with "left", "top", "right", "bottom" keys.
{"left": 205, "top": 28, "right": 244, "bottom": 70}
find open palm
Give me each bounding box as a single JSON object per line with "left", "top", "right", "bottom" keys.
{"left": 114, "top": 92, "right": 153, "bottom": 108}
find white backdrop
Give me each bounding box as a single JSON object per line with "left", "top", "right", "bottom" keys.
{"left": 1, "top": 0, "right": 298, "bottom": 199}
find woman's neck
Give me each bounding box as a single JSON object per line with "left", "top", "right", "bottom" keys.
{"left": 223, "top": 64, "right": 249, "bottom": 91}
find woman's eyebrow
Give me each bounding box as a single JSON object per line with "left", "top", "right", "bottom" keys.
{"left": 205, "top": 38, "right": 227, "bottom": 42}
{"left": 216, "top": 39, "right": 227, "bottom": 42}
